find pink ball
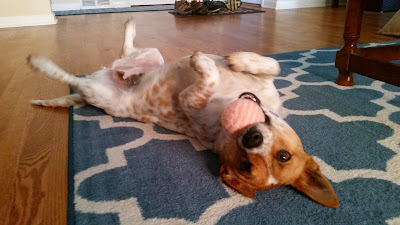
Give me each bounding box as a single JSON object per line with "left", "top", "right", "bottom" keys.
{"left": 221, "top": 98, "right": 265, "bottom": 137}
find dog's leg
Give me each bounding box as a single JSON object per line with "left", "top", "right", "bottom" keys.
{"left": 227, "top": 52, "right": 281, "bottom": 77}
{"left": 179, "top": 51, "right": 220, "bottom": 111}
{"left": 31, "top": 94, "right": 84, "bottom": 107}
{"left": 121, "top": 17, "right": 137, "bottom": 58}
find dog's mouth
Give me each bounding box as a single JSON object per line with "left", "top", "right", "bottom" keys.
{"left": 239, "top": 92, "right": 261, "bottom": 105}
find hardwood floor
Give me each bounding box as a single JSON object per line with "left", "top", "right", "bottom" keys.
{"left": 0, "top": 6, "right": 397, "bottom": 224}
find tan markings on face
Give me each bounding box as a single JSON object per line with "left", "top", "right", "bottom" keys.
{"left": 219, "top": 136, "right": 240, "bottom": 166}
{"left": 269, "top": 126, "right": 308, "bottom": 185}
{"left": 220, "top": 122, "right": 309, "bottom": 195}
{"left": 236, "top": 154, "right": 270, "bottom": 187}
{"left": 220, "top": 152, "right": 275, "bottom": 198}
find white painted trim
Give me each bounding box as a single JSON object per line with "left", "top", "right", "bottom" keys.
{"left": 81, "top": 4, "right": 113, "bottom": 9}
{"left": 243, "top": 0, "right": 262, "bottom": 5}
{"left": 51, "top": 2, "right": 81, "bottom": 11}
{"left": 113, "top": 0, "right": 131, "bottom": 8}
{"left": 261, "top": 0, "right": 277, "bottom": 8}
{"left": 0, "top": 13, "right": 57, "bottom": 29}
{"left": 130, "top": 0, "right": 174, "bottom": 6}
{"left": 262, "top": 0, "right": 344, "bottom": 9}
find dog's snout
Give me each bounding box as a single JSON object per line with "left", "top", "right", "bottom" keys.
{"left": 242, "top": 127, "right": 263, "bottom": 149}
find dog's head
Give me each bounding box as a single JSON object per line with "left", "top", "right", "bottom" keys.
{"left": 219, "top": 95, "right": 339, "bottom": 208}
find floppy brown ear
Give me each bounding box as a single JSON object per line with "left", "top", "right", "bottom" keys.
{"left": 224, "top": 176, "right": 255, "bottom": 198}
{"left": 292, "top": 158, "right": 339, "bottom": 208}
{"left": 220, "top": 166, "right": 255, "bottom": 198}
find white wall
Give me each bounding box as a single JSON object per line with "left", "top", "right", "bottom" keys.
{"left": 262, "top": 0, "right": 346, "bottom": 9}
{"left": 0, "top": 0, "right": 57, "bottom": 28}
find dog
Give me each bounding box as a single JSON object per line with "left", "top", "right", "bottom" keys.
{"left": 28, "top": 17, "right": 339, "bottom": 208}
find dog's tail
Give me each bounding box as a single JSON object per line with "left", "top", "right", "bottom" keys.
{"left": 31, "top": 94, "right": 84, "bottom": 107}
{"left": 27, "top": 55, "right": 81, "bottom": 87}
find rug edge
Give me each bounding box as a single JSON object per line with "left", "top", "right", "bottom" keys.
{"left": 68, "top": 105, "right": 76, "bottom": 225}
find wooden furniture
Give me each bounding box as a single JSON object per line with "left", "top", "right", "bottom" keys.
{"left": 332, "top": 0, "right": 339, "bottom": 8}
{"left": 335, "top": 0, "right": 400, "bottom": 87}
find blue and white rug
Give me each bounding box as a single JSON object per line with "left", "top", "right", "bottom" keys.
{"left": 68, "top": 42, "right": 400, "bottom": 224}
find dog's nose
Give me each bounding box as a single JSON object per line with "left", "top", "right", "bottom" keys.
{"left": 242, "top": 128, "right": 263, "bottom": 148}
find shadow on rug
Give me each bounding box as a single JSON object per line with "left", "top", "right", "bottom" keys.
{"left": 169, "top": 6, "right": 264, "bottom": 17}
{"left": 68, "top": 41, "right": 400, "bottom": 224}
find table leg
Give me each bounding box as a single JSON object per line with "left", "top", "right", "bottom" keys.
{"left": 335, "top": 0, "right": 366, "bottom": 86}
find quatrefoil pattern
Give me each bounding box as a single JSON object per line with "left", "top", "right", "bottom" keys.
{"left": 70, "top": 42, "right": 400, "bottom": 225}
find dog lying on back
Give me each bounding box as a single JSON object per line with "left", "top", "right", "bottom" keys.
{"left": 29, "top": 17, "right": 339, "bottom": 208}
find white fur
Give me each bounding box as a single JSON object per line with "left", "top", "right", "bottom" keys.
{"left": 267, "top": 175, "right": 278, "bottom": 185}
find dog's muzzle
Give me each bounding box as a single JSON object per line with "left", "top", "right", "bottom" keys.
{"left": 241, "top": 126, "right": 263, "bottom": 149}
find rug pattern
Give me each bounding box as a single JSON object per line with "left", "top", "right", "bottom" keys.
{"left": 69, "top": 42, "right": 400, "bottom": 224}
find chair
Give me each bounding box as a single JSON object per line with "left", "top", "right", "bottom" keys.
{"left": 334, "top": 0, "right": 400, "bottom": 87}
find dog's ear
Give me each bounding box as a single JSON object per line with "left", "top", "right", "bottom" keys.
{"left": 291, "top": 157, "right": 339, "bottom": 208}
{"left": 220, "top": 166, "right": 255, "bottom": 198}
{"left": 225, "top": 176, "right": 255, "bottom": 198}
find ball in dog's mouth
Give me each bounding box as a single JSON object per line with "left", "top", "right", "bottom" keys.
{"left": 221, "top": 98, "right": 265, "bottom": 138}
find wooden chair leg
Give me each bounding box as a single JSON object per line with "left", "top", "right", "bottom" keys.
{"left": 335, "top": 0, "right": 366, "bottom": 86}
{"left": 336, "top": 69, "right": 354, "bottom": 86}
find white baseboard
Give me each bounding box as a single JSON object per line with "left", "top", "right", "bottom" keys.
{"left": 130, "top": 0, "right": 174, "bottom": 6}
{"left": 113, "top": 0, "right": 130, "bottom": 8}
{"left": 0, "top": 13, "right": 57, "bottom": 28}
{"left": 243, "top": 0, "right": 262, "bottom": 4}
{"left": 51, "top": 3, "right": 81, "bottom": 11}
{"left": 262, "top": 0, "right": 344, "bottom": 9}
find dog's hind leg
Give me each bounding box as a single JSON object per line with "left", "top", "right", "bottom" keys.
{"left": 227, "top": 52, "right": 281, "bottom": 77}
{"left": 31, "top": 94, "right": 85, "bottom": 107}
{"left": 121, "top": 17, "right": 137, "bottom": 57}
{"left": 179, "top": 51, "right": 220, "bottom": 111}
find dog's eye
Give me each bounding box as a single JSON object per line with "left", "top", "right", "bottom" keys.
{"left": 276, "top": 150, "right": 291, "bottom": 162}
{"left": 240, "top": 161, "right": 252, "bottom": 172}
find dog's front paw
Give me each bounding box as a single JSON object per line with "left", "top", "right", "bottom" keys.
{"left": 227, "top": 52, "right": 252, "bottom": 72}
{"left": 190, "top": 51, "right": 218, "bottom": 78}
{"left": 227, "top": 52, "right": 280, "bottom": 77}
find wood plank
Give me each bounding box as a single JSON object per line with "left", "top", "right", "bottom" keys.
{"left": 0, "top": 7, "right": 397, "bottom": 225}
{"left": 359, "top": 44, "right": 400, "bottom": 61}
{"left": 349, "top": 54, "right": 400, "bottom": 86}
